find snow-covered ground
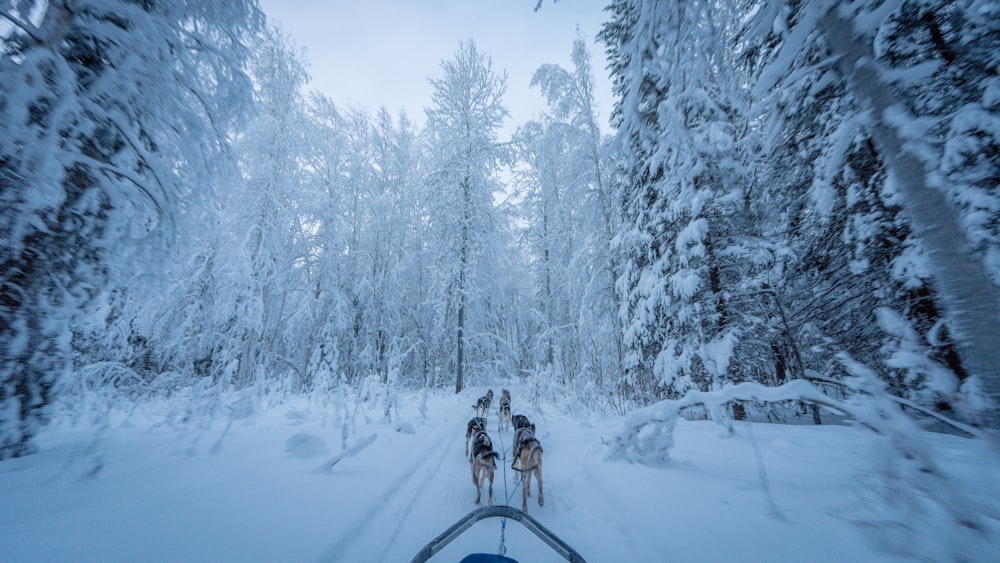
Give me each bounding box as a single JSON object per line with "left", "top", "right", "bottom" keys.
{"left": 1, "top": 384, "right": 997, "bottom": 562}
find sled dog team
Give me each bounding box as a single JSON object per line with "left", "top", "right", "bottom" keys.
{"left": 466, "top": 388, "right": 544, "bottom": 512}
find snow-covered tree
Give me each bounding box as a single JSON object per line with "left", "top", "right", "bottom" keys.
{"left": 124, "top": 23, "right": 312, "bottom": 400}
{"left": 0, "top": 0, "right": 261, "bottom": 458}
{"left": 599, "top": 0, "right": 754, "bottom": 406}
{"left": 827, "top": 0, "right": 1000, "bottom": 427}
{"left": 302, "top": 93, "right": 429, "bottom": 395}
{"left": 423, "top": 40, "right": 511, "bottom": 393}
{"left": 739, "top": 0, "right": 1000, "bottom": 422}
{"left": 518, "top": 36, "right": 623, "bottom": 399}
{"left": 227, "top": 23, "right": 313, "bottom": 394}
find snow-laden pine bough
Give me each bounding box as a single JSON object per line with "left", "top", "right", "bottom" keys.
{"left": 410, "top": 505, "right": 586, "bottom": 563}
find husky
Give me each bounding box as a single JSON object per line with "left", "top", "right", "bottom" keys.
{"left": 464, "top": 416, "right": 487, "bottom": 456}
{"left": 473, "top": 389, "right": 494, "bottom": 417}
{"left": 498, "top": 389, "right": 511, "bottom": 431}
{"left": 468, "top": 430, "right": 499, "bottom": 505}
{"left": 512, "top": 420, "right": 536, "bottom": 463}
{"left": 511, "top": 414, "right": 531, "bottom": 433}
{"left": 514, "top": 426, "right": 544, "bottom": 512}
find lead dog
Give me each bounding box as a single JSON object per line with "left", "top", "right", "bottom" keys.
{"left": 514, "top": 426, "right": 543, "bottom": 512}
{"left": 498, "top": 389, "right": 511, "bottom": 431}
{"left": 465, "top": 416, "right": 487, "bottom": 456}
{"left": 473, "top": 389, "right": 494, "bottom": 417}
{"left": 469, "top": 430, "right": 499, "bottom": 505}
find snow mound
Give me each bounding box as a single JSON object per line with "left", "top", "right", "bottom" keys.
{"left": 284, "top": 409, "right": 310, "bottom": 425}
{"left": 285, "top": 433, "right": 328, "bottom": 458}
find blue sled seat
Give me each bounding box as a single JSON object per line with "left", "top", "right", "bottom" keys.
{"left": 459, "top": 554, "right": 519, "bottom": 563}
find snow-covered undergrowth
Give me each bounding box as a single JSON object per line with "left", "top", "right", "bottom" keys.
{"left": 1, "top": 383, "right": 997, "bottom": 562}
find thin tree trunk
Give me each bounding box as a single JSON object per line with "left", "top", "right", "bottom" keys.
{"left": 300, "top": 334, "right": 313, "bottom": 392}
{"left": 543, "top": 200, "right": 554, "bottom": 368}
{"left": 456, "top": 285, "right": 465, "bottom": 394}
{"left": 456, "top": 176, "right": 471, "bottom": 394}
{"left": 237, "top": 328, "right": 257, "bottom": 389}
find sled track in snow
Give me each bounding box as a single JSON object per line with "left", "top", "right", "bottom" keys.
{"left": 372, "top": 431, "right": 457, "bottom": 562}
{"left": 318, "top": 421, "right": 456, "bottom": 561}
{"left": 576, "top": 461, "right": 663, "bottom": 554}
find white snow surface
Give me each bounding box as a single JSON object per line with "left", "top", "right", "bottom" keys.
{"left": 1, "top": 384, "right": 995, "bottom": 562}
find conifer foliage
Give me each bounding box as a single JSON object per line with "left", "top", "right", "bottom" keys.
{"left": 597, "top": 0, "right": 999, "bottom": 421}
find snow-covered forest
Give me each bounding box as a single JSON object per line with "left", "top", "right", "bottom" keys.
{"left": 2, "top": 0, "right": 999, "bottom": 560}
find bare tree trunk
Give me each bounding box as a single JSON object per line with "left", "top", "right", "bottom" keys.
{"left": 822, "top": 8, "right": 1000, "bottom": 430}
{"left": 300, "top": 334, "right": 313, "bottom": 392}
{"left": 456, "top": 285, "right": 465, "bottom": 394}
{"left": 456, "top": 177, "right": 470, "bottom": 394}
{"left": 237, "top": 328, "right": 257, "bottom": 389}
{"left": 542, "top": 200, "right": 554, "bottom": 368}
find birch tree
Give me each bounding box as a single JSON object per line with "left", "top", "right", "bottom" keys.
{"left": 423, "top": 41, "right": 510, "bottom": 393}
{"left": 526, "top": 36, "right": 624, "bottom": 394}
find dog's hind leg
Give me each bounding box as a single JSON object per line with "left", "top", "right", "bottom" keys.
{"left": 487, "top": 468, "right": 495, "bottom": 505}
{"left": 535, "top": 461, "right": 544, "bottom": 507}
{"left": 473, "top": 465, "right": 481, "bottom": 504}
{"left": 521, "top": 469, "right": 531, "bottom": 511}
{"left": 476, "top": 465, "right": 487, "bottom": 505}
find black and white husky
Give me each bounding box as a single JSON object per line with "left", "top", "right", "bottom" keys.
{"left": 469, "top": 430, "right": 498, "bottom": 505}
{"left": 473, "top": 389, "right": 494, "bottom": 417}
{"left": 465, "top": 416, "right": 487, "bottom": 456}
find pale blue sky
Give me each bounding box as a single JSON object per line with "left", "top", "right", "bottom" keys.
{"left": 258, "top": 0, "right": 613, "bottom": 134}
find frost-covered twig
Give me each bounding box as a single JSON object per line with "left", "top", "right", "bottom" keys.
{"left": 804, "top": 375, "right": 982, "bottom": 439}
{"left": 321, "top": 433, "right": 378, "bottom": 471}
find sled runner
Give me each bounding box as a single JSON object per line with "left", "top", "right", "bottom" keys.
{"left": 410, "top": 505, "right": 586, "bottom": 562}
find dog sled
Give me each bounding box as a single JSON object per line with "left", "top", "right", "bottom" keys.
{"left": 410, "top": 505, "right": 586, "bottom": 563}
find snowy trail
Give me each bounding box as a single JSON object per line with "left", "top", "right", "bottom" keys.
{"left": 320, "top": 424, "right": 452, "bottom": 560}
{"left": 318, "top": 393, "right": 520, "bottom": 561}
{"left": 322, "top": 387, "right": 600, "bottom": 562}
{"left": 3, "top": 385, "right": 996, "bottom": 562}
{"left": 504, "top": 405, "right": 672, "bottom": 562}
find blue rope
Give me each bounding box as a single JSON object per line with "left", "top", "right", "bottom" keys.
{"left": 494, "top": 400, "right": 522, "bottom": 556}
{"left": 499, "top": 515, "right": 507, "bottom": 556}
